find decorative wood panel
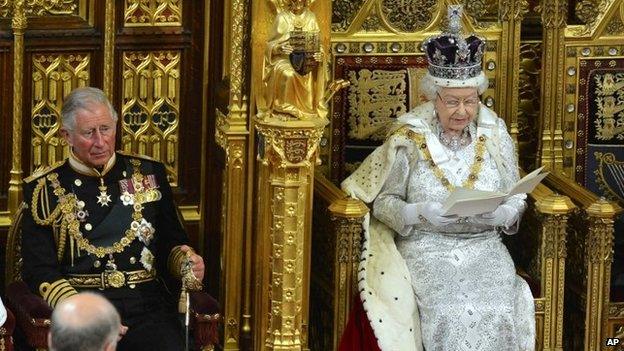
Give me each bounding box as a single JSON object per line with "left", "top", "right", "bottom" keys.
{"left": 16, "top": 0, "right": 94, "bottom": 30}
{"left": 115, "top": 1, "right": 204, "bottom": 210}
{"left": 120, "top": 50, "right": 181, "bottom": 185}
{"left": 30, "top": 52, "right": 90, "bottom": 170}
{"left": 0, "top": 1, "right": 9, "bottom": 18}
{"left": 124, "top": 0, "right": 182, "bottom": 27}
{"left": 23, "top": 0, "right": 80, "bottom": 16}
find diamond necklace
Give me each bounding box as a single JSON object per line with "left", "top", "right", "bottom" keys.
{"left": 438, "top": 127, "right": 471, "bottom": 152}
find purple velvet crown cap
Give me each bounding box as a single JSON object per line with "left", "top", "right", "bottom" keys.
{"left": 424, "top": 34, "right": 484, "bottom": 67}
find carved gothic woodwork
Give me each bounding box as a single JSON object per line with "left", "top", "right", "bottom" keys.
{"left": 124, "top": 0, "right": 182, "bottom": 27}
{"left": 517, "top": 41, "right": 542, "bottom": 170}
{"left": 30, "top": 53, "right": 90, "bottom": 170}
{"left": 120, "top": 50, "right": 181, "bottom": 184}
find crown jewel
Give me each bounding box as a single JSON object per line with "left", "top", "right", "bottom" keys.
{"left": 423, "top": 5, "right": 485, "bottom": 81}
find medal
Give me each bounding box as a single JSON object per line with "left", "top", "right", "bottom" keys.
{"left": 96, "top": 178, "right": 112, "bottom": 207}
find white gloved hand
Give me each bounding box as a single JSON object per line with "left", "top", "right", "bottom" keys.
{"left": 476, "top": 204, "right": 519, "bottom": 228}
{"left": 402, "top": 201, "right": 458, "bottom": 227}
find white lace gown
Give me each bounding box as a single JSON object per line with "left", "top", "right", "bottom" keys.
{"left": 372, "top": 120, "right": 535, "bottom": 351}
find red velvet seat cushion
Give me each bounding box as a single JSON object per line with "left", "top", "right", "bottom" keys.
{"left": 5, "top": 281, "right": 52, "bottom": 320}
{"left": 189, "top": 291, "right": 220, "bottom": 315}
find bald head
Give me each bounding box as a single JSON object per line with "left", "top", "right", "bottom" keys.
{"left": 49, "top": 292, "right": 121, "bottom": 351}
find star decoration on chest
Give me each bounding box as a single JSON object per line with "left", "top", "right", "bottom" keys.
{"left": 97, "top": 192, "right": 112, "bottom": 207}
{"left": 97, "top": 178, "right": 112, "bottom": 207}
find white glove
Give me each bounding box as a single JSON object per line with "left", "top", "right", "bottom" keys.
{"left": 476, "top": 204, "right": 519, "bottom": 228}
{"left": 402, "top": 201, "right": 458, "bottom": 227}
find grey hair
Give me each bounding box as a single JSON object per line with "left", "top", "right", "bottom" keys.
{"left": 49, "top": 293, "right": 121, "bottom": 351}
{"left": 61, "top": 87, "right": 118, "bottom": 131}
{"left": 418, "top": 73, "right": 489, "bottom": 101}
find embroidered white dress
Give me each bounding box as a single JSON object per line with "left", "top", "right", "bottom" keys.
{"left": 372, "top": 118, "right": 535, "bottom": 351}
{"left": 341, "top": 102, "right": 535, "bottom": 350}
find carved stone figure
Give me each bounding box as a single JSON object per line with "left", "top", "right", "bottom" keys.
{"left": 263, "top": 0, "right": 328, "bottom": 120}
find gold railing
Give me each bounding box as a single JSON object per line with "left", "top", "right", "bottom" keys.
{"left": 310, "top": 171, "right": 576, "bottom": 351}
{"left": 543, "top": 173, "right": 623, "bottom": 351}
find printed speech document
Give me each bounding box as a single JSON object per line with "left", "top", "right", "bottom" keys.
{"left": 442, "top": 166, "right": 549, "bottom": 216}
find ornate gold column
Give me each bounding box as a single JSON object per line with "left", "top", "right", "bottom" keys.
{"left": 103, "top": 0, "right": 115, "bottom": 99}
{"left": 584, "top": 199, "right": 622, "bottom": 351}
{"left": 216, "top": 107, "right": 248, "bottom": 351}
{"left": 8, "top": 0, "right": 27, "bottom": 214}
{"left": 538, "top": 0, "right": 567, "bottom": 171}
{"left": 255, "top": 116, "right": 327, "bottom": 351}
{"left": 498, "top": 0, "right": 528, "bottom": 144}
{"left": 250, "top": 0, "right": 333, "bottom": 348}
{"left": 536, "top": 193, "right": 575, "bottom": 351}
{"left": 217, "top": 0, "right": 249, "bottom": 349}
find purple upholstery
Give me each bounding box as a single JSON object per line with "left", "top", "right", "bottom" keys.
{"left": 6, "top": 282, "right": 52, "bottom": 320}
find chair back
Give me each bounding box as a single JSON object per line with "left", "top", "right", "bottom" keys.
{"left": 5, "top": 204, "right": 26, "bottom": 288}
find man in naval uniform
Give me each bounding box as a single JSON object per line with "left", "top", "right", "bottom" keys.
{"left": 21, "top": 87, "right": 205, "bottom": 351}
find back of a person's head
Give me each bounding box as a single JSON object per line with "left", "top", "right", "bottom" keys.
{"left": 49, "top": 292, "right": 120, "bottom": 351}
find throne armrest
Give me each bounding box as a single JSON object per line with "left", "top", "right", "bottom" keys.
{"left": 311, "top": 174, "right": 369, "bottom": 350}
{"left": 189, "top": 291, "right": 221, "bottom": 350}
{"left": 5, "top": 281, "right": 51, "bottom": 349}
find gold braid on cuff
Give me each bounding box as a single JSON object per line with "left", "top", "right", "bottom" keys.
{"left": 168, "top": 245, "right": 187, "bottom": 279}
{"left": 39, "top": 279, "right": 78, "bottom": 308}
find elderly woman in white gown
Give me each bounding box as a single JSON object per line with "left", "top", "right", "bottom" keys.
{"left": 340, "top": 6, "right": 535, "bottom": 351}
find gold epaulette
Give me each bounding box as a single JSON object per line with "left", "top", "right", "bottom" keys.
{"left": 23, "top": 160, "right": 66, "bottom": 184}
{"left": 117, "top": 150, "right": 159, "bottom": 163}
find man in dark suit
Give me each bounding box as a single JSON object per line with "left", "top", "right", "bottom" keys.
{"left": 22, "top": 86, "right": 204, "bottom": 351}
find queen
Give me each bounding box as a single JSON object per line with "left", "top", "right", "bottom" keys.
{"left": 339, "top": 6, "right": 535, "bottom": 351}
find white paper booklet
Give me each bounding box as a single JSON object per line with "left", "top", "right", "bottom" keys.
{"left": 441, "top": 166, "right": 549, "bottom": 216}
